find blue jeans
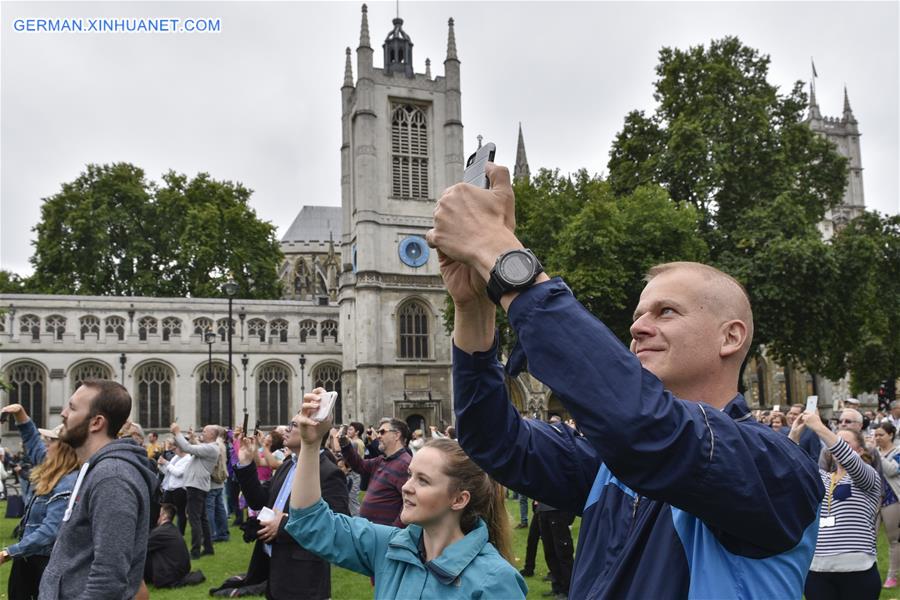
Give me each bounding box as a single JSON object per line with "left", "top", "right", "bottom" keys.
{"left": 206, "top": 487, "right": 229, "bottom": 540}
{"left": 519, "top": 494, "right": 529, "bottom": 525}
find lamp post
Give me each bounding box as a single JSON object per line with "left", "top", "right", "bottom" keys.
{"left": 119, "top": 353, "right": 127, "bottom": 384}
{"left": 238, "top": 308, "right": 246, "bottom": 341}
{"left": 299, "top": 354, "right": 307, "bottom": 398}
{"left": 223, "top": 279, "right": 239, "bottom": 428}
{"left": 241, "top": 354, "right": 249, "bottom": 417}
{"left": 205, "top": 330, "right": 216, "bottom": 420}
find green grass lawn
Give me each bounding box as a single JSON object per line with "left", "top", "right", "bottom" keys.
{"left": 0, "top": 497, "right": 898, "bottom": 599}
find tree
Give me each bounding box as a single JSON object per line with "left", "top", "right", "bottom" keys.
{"left": 0, "top": 270, "right": 27, "bottom": 293}
{"left": 28, "top": 163, "right": 283, "bottom": 298}
{"left": 607, "top": 36, "right": 850, "bottom": 375}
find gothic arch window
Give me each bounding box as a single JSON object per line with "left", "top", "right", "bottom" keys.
{"left": 105, "top": 316, "right": 126, "bottom": 341}
{"left": 161, "top": 317, "right": 181, "bottom": 342}
{"left": 216, "top": 318, "right": 234, "bottom": 342}
{"left": 258, "top": 363, "right": 290, "bottom": 426}
{"left": 193, "top": 317, "right": 213, "bottom": 337}
{"left": 9, "top": 364, "right": 42, "bottom": 424}
{"left": 199, "top": 362, "right": 231, "bottom": 426}
{"left": 5, "top": 362, "right": 46, "bottom": 427}
{"left": 299, "top": 320, "right": 317, "bottom": 343}
{"left": 312, "top": 363, "right": 342, "bottom": 422}
{"left": 391, "top": 103, "right": 429, "bottom": 200}
{"left": 46, "top": 315, "right": 66, "bottom": 341}
{"left": 248, "top": 319, "right": 267, "bottom": 342}
{"left": 269, "top": 319, "right": 289, "bottom": 343}
{"left": 138, "top": 317, "right": 157, "bottom": 341}
{"left": 0, "top": 316, "right": 5, "bottom": 334}
{"left": 136, "top": 362, "right": 173, "bottom": 429}
{"left": 20, "top": 315, "right": 40, "bottom": 341}
{"left": 320, "top": 320, "right": 338, "bottom": 343}
{"left": 398, "top": 300, "right": 430, "bottom": 359}
{"left": 80, "top": 316, "right": 101, "bottom": 340}
{"left": 71, "top": 361, "right": 113, "bottom": 393}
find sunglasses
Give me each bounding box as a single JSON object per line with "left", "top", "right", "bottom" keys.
{"left": 839, "top": 419, "right": 861, "bottom": 425}
{"left": 376, "top": 428, "right": 395, "bottom": 436}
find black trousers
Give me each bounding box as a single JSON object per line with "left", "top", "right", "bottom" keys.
{"left": 162, "top": 487, "right": 188, "bottom": 535}
{"left": 226, "top": 477, "right": 244, "bottom": 524}
{"left": 805, "top": 564, "right": 881, "bottom": 600}
{"left": 8, "top": 555, "right": 50, "bottom": 600}
{"left": 523, "top": 516, "right": 542, "bottom": 573}
{"left": 186, "top": 486, "right": 213, "bottom": 554}
{"left": 539, "top": 510, "right": 575, "bottom": 594}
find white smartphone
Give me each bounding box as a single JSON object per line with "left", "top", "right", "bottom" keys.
{"left": 805, "top": 396, "right": 818, "bottom": 413}
{"left": 257, "top": 506, "right": 276, "bottom": 523}
{"left": 463, "top": 142, "right": 496, "bottom": 188}
{"left": 313, "top": 391, "right": 338, "bottom": 422}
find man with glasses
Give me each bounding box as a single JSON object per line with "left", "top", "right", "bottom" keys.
{"left": 233, "top": 418, "right": 349, "bottom": 600}
{"left": 338, "top": 418, "right": 411, "bottom": 526}
{"left": 818, "top": 408, "right": 882, "bottom": 474}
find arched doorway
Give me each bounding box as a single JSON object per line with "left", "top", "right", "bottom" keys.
{"left": 406, "top": 413, "right": 426, "bottom": 433}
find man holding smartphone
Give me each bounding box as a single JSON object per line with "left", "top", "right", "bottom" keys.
{"left": 426, "top": 162, "right": 824, "bottom": 599}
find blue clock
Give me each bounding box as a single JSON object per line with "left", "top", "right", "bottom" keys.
{"left": 398, "top": 236, "right": 429, "bottom": 268}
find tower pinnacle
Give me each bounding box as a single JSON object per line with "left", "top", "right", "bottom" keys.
{"left": 359, "top": 4, "right": 371, "bottom": 49}
{"left": 446, "top": 17, "right": 458, "bottom": 61}
{"left": 514, "top": 122, "right": 531, "bottom": 182}
{"left": 343, "top": 47, "right": 354, "bottom": 87}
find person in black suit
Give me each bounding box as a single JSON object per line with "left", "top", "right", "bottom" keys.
{"left": 234, "top": 421, "right": 349, "bottom": 600}
{"left": 144, "top": 503, "right": 191, "bottom": 588}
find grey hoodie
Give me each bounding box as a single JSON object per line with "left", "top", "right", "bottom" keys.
{"left": 39, "top": 438, "right": 157, "bottom": 600}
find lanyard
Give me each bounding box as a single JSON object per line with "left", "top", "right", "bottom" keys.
{"left": 826, "top": 470, "right": 842, "bottom": 516}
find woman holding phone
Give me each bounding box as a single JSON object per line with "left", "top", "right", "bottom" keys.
{"left": 285, "top": 389, "right": 526, "bottom": 599}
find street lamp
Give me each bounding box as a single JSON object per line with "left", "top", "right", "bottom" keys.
{"left": 299, "top": 354, "right": 307, "bottom": 397}
{"left": 238, "top": 308, "right": 246, "bottom": 341}
{"left": 223, "top": 278, "right": 239, "bottom": 428}
{"left": 241, "top": 354, "right": 249, "bottom": 417}
{"left": 119, "top": 353, "right": 127, "bottom": 384}
{"left": 205, "top": 330, "right": 216, "bottom": 420}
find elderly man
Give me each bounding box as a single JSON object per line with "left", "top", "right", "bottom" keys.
{"left": 171, "top": 423, "right": 220, "bottom": 559}
{"left": 427, "top": 162, "right": 824, "bottom": 599}
{"left": 818, "top": 408, "right": 882, "bottom": 472}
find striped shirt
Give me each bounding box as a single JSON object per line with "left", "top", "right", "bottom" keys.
{"left": 340, "top": 441, "right": 411, "bottom": 527}
{"left": 811, "top": 436, "right": 880, "bottom": 570}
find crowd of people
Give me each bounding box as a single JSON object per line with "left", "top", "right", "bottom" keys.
{"left": 0, "top": 160, "right": 898, "bottom": 599}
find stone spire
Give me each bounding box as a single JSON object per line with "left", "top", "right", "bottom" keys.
{"left": 383, "top": 17, "right": 414, "bottom": 77}
{"left": 808, "top": 58, "right": 822, "bottom": 121}
{"left": 843, "top": 85, "right": 857, "bottom": 123}
{"left": 343, "top": 47, "right": 353, "bottom": 87}
{"left": 513, "top": 122, "right": 531, "bottom": 182}
{"left": 446, "top": 17, "right": 458, "bottom": 61}
{"left": 425, "top": 57, "right": 431, "bottom": 79}
{"left": 359, "top": 4, "right": 371, "bottom": 49}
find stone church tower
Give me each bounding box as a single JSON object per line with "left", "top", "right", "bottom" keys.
{"left": 807, "top": 74, "right": 866, "bottom": 240}
{"left": 337, "top": 5, "right": 462, "bottom": 429}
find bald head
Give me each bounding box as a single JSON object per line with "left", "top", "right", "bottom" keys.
{"left": 645, "top": 262, "right": 754, "bottom": 360}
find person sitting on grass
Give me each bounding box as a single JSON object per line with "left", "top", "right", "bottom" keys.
{"left": 285, "top": 389, "right": 527, "bottom": 599}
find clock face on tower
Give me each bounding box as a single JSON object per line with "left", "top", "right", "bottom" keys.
{"left": 398, "top": 236, "right": 429, "bottom": 268}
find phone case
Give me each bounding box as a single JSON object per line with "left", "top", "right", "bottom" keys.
{"left": 313, "top": 391, "right": 338, "bottom": 422}
{"left": 463, "top": 142, "right": 496, "bottom": 188}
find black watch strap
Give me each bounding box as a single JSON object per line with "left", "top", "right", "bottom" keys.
{"left": 486, "top": 250, "right": 544, "bottom": 306}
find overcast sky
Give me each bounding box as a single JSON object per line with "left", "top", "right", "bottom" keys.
{"left": 2, "top": 1, "right": 898, "bottom": 276}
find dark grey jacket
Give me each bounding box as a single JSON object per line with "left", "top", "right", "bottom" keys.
{"left": 39, "top": 438, "right": 157, "bottom": 600}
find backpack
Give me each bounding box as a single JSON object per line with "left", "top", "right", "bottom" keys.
{"left": 211, "top": 441, "right": 228, "bottom": 484}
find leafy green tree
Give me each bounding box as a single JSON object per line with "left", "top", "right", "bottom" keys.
{"left": 607, "top": 36, "right": 850, "bottom": 377}
{"left": 0, "top": 270, "right": 28, "bottom": 293}
{"left": 28, "top": 163, "right": 283, "bottom": 299}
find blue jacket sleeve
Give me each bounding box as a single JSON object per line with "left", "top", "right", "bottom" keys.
{"left": 453, "top": 335, "right": 601, "bottom": 515}
{"left": 505, "top": 278, "right": 824, "bottom": 556}
{"left": 7, "top": 473, "right": 76, "bottom": 557}
{"left": 286, "top": 498, "right": 394, "bottom": 577}
{"left": 17, "top": 420, "right": 48, "bottom": 467}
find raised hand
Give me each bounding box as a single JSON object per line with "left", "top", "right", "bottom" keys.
{"left": 0, "top": 403, "right": 29, "bottom": 424}
{"left": 295, "top": 388, "right": 334, "bottom": 447}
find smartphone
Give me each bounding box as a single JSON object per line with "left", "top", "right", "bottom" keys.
{"left": 254, "top": 420, "right": 261, "bottom": 436}
{"left": 805, "top": 396, "right": 818, "bottom": 413}
{"left": 463, "top": 142, "right": 496, "bottom": 188}
{"left": 313, "top": 391, "right": 338, "bottom": 422}
{"left": 257, "top": 506, "right": 276, "bottom": 523}
{"left": 0, "top": 412, "right": 7, "bottom": 425}
{"left": 242, "top": 413, "right": 249, "bottom": 437}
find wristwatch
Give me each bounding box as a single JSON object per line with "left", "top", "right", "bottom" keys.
{"left": 486, "top": 249, "right": 544, "bottom": 305}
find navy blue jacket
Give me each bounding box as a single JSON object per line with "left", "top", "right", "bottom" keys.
{"left": 453, "top": 278, "right": 824, "bottom": 599}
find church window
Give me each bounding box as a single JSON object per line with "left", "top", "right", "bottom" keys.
{"left": 321, "top": 320, "right": 338, "bottom": 343}
{"left": 299, "top": 320, "right": 317, "bottom": 343}
{"left": 46, "top": 315, "right": 66, "bottom": 341}
{"left": 20, "top": 315, "right": 40, "bottom": 341}
{"left": 269, "top": 319, "right": 289, "bottom": 343}
{"left": 138, "top": 316, "right": 158, "bottom": 341}
{"left": 258, "top": 363, "right": 290, "bottom": 426}
{"left": 248, "top": 318, "right": 267, "bottom": 342}
{"left": 71, "top": 361, "right": 113, "bottom": 392}
{"left": 105, "top": 316, "right": 126, "bottom": 341}
{"left": 193, "top": 317, "right": 213, "bottom": 338}
{"left": 391, "top": 103, "right": 429, "bottom": 200}
{"left": 398, "top": 300, "right": 430, "bottom": 359}
{"left": 312, "top": 363, "right": 342, "bottom": 421}
{"left": 137, "top": 362, "right": 173, "bottom": 429}
{"left": 198, "top": 362, "right": 230, "bottom": 426}
{"left": 80, "top": 316, "right": 101, "bottom": 340}
{"left": 5, "top": 362, "right": 46, "bottom": 427}
{"left": 216, "top": 318, "right": 235, "bottom": 342}
{"left": 161, "top": 317, "right": 181, "bottom": 342}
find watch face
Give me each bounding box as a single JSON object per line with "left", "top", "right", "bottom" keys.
{"left": 499, "top": 252, "right": 535, "bottom": 285}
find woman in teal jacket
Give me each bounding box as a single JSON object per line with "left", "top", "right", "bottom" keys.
{"left": 284, "top": 390, "right": 526, "bottom": 599}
